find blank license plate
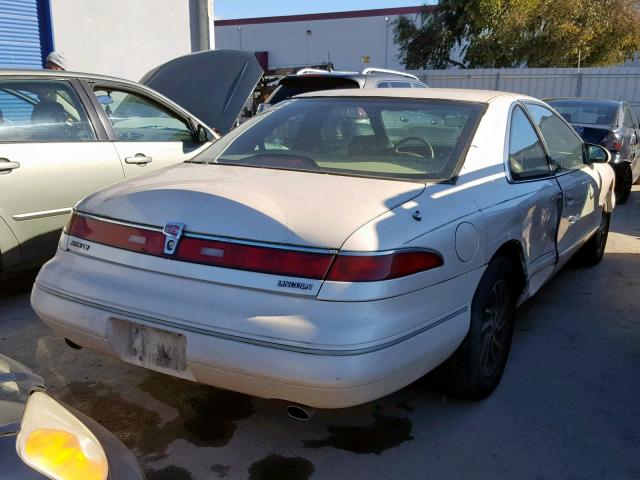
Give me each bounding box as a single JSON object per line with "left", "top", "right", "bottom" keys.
{"left": 126, "top": 323, "right": 187, "bottom": 372}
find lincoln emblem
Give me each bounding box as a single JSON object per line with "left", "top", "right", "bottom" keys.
{"left": 163, "top": 223, "right": 185, "bottom": 255}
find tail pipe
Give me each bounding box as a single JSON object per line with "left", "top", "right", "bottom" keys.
{"left": 286, "top": 404, "right": 316, "bottom": 421}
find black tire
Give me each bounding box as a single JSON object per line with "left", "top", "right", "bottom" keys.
{"left": 617, "top": 165, "right": 633, "bottom": 204}
{"left": 576, "top": 210, "right": 611, "bottom": 266}
{"left": 435, "top": 256, "right": 517, "bottom": 400}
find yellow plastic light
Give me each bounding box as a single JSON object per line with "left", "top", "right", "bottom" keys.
{"left": 23, "top": 428, "right": 108, "bottom": 480}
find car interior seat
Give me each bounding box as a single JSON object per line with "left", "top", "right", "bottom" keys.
{"left": 30, "top": 101, "right": 69, "bottom": 139}
{"left": 31, "top": 101, "right": 68, "bottom": 124}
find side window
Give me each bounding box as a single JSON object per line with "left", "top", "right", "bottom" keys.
{"left": 390, "top": 81, "right": 412, "bottom": 88}
{"left": 623, "top": 106, "right": 636, "bottom": 128}
{"left": 93, "top": 87, "right": 194, "bottom": 142}
{"left": 412, "top": 82, "right": 428, "bottom": 88}
{"left": 508, "top": 106, "right": 551, "bottom": 180}
{"left": 525, "top": 103, "right": 584, "bottom": 171}
{"left": 0, "top": 79, "right": 95, "bottom": 142}
{"left": 376, "top": 82, "right": 390, "bottom": 88}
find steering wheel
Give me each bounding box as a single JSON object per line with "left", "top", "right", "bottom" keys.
{"left": 395, "top": 136, "right": 435, "bottom": 160}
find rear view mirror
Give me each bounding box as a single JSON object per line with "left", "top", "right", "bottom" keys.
{"left": 585, "top": 143, "right": 611, "bottom": 164}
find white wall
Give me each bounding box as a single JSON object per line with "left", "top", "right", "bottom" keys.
{"left": 50, "top": 0, "right": 208, "bottom": 80}
{"left": 215, "top": 13, "right": 420, "bottom": 72}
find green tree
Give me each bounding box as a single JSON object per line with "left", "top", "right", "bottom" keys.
{"left": 395, "top": 0, "right": 640, "bottom": 69}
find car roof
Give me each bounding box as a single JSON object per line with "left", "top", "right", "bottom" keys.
{"left": 295, "top": 87, "right": 532, "bottom": 103}
{"left": 546, "top": 97, "right": 622, "bottom": 105}
{"left": 0, "top": 68, "right": 140, "bottom": 85}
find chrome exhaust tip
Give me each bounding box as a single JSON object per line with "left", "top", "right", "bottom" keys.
{"left": 286, "top": 404, "right": 316, "bottom": 421}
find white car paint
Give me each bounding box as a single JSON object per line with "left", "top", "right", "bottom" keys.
{"left": 31, "top": 89, "right": 616, "bottom": 408}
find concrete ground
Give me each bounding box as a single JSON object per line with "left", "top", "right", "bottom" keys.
{"left": 2, "top": 187, "right": 639, "bottom": 480}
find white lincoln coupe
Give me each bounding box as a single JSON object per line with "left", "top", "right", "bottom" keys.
{"left": 31, "top": 89, "right": 615, "bottom": 409}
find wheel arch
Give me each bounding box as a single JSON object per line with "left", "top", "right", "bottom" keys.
{"left": 0, "top": 214, "right": 22, "bottom": 275}
{"left": 490, "top": 240, "right": 527, "bottom": 297}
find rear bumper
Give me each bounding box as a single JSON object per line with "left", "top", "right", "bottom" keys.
{"left": 31, "top": 251, "right": 481, "bottom": 408}
{"left": 609, "top": 156, "right": 630, "bottom": 191}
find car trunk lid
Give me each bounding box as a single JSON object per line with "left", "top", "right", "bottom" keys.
{"left": 77, "top": 163, "right": 425, "bottom": 250}
{"left": 570, "top": 123, "right": 613, "bottom": 145}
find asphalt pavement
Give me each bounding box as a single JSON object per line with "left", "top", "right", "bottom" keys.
{"left": 1, "top": 186, "right": 639, "bottom": 480}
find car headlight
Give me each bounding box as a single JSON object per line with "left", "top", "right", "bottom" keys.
{"left": 16, "top": 392, "right": 108, "bottom": 480}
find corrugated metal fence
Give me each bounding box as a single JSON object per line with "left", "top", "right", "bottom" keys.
{"left": 411, "top": 67, "right": 640, "bottom": 112}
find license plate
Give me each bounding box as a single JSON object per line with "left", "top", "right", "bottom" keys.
{"left": 125, "top": 323, "right": 187, "bottom": 372}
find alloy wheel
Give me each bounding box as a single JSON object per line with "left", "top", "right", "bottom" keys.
{"left": 480, "top": 279, "right": 510, "bottom": 377}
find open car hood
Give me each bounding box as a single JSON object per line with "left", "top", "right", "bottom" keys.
{"left": 141, "top": 50, "right": 263, "bottom": 135}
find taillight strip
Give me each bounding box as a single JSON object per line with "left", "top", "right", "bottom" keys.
{"left": 66, "top": 214, "right": 335, "bottom": 280}
{"left": 65, "top": 213, "right": 444, "bottom": 282}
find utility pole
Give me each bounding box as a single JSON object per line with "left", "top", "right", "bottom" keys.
{"left": 384, "top": 16, "right": 389, "bottom": 69}
{"left": 238, "top": 25, "right": 242, "bottom": 50}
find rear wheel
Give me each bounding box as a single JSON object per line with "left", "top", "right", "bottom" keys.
{"left": 617, "top": 165, "right": 633, "bottom": 204}
{"left": 436, "top": 256, "right": 517, "bottom": 400}
{"left": 576, "top": 210, "right": 610, "bottom": 266}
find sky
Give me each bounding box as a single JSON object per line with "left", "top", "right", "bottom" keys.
{"left": 214, "top": 0, "right": 436, "bottom": 20}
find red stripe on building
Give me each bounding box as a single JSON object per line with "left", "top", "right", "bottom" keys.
{"left": 214, "top": 6, "right": 431, "bottom": 27}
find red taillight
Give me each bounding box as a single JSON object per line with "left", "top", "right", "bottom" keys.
{"left": 602, "top": 131, "right": 623, "bottom": 152}
{"left": 68, "top": 214, "right": 165, "bottom": 255}
{"left": 67, "top": 214, "right": 443, "bottom": 282}
{"left": 326, "top": 250, "right": 443, "bottom": 282}
{"left": 177, "top": 238, "right": 334, "bottom": 279}
{"left": 67, "top": 214, "right": 334, "bottom": 279}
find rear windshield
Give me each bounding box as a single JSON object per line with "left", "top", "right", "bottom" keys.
{"left": 548, "top": 100, "right": 618, "bottom": 126}
{"left": 195, "top": 97, "right": 485, "bottom": 182}
{"left": 268, "top": 77, "right": 360, "bottom": 105}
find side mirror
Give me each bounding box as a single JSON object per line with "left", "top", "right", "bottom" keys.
{"left": 585, "top": 143, "right": 611, "bottom": 163}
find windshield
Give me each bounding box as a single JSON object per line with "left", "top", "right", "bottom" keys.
{"left": 195, "top": 98, "right": 485, "bottom": 182}
{"left": 268, "top": 77, "right": 360, "bottom": 105}
{"left": 548, "top": 100, "right": 618, "bottom": 126}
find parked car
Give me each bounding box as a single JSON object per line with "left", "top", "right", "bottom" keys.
{"left": 0, "top": 354, "right": 144, "bottom": 479}
{"left": 31, "top": 89, "right": 615, "bottom": 409}
{"left": 0, "top": 50, "right": 262, "bottom": 278}
{"left": 546, "top": 98, "right": 640, "bottom": 203}
{"left": 257, "top": 67, "right": 428, "bottom": 112}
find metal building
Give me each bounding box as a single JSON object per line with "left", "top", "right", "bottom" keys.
{"left": 214, "top": 6, "right": 428, "bottom": 73}
{"left": 0, "top": 0, "right": 215, "bottom": 80}
{"left": 0, "top": 0, "right": 54, "bottom": 69}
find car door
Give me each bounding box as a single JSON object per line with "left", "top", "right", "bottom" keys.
{"left": 86, "top": 83, "right": 210, "bottom": 179}
{"left": 621, "top": 104, "right": 637, "bottom": 160}
{"left": 623, "top": 104, "right": 640, "bottom": 180}
{"left": 524, "top": 102, "right": 602, "bottom": 264}
{"left": 505, "top": 105, "right": 562, "bottom": 295}
{"left": 0, "top": 77, "right": 123, "bottom": 265}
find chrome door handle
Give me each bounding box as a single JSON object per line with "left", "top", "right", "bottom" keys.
{"left": 568, "top": 215, "right": 579, "bottom": 224}
{"left": 125, "top": 154, "right": 153, "bottom": 165}
{"left": 0, "top": 159, "right": 20, "bottom": 173}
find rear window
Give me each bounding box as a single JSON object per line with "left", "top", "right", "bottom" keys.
{"left": 268, "top": 77, "right": 360, "bottom": 105}
{"left": 548, "top": 100, "right": 618, "bottom": 126}
{"left": 196, "top": 97, "right": 485, "bottom": 182}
